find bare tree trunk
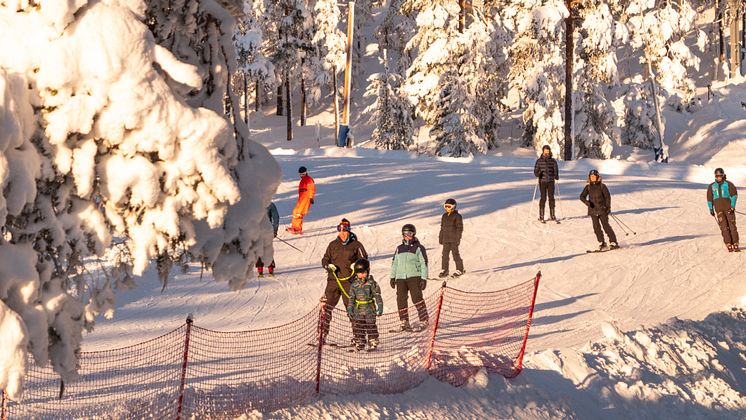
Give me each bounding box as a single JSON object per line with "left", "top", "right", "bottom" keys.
{"left": 742, "top": 5, "right": 746, "bottom": 76}
{"left": 563, "top": 2, "right": 574, "bottom": 161}
{"left": 647, "top": 60, "right": 667, "bottom": 161}
{"left": 459, "top": 0, "right": 466, "bottom": 33}
{"left": 718, "top": 0, "right": 726, "bottom": 67}
{"left": 255, "top": 80, "right": 260, "bottom": 112}
{"left": 277, "top": 84, "right": 284, "bottom": 116}
{"left": 286, "top": 71, "right": 293, "bottom": 141}
{"left": 730, "top": 2, "right": 740, "bottom": 77}
{"left": 300, "top": 58, "right": 307, "bottom": 127}
{"left": 243, "top": 72, "right": 248, "bottom": 125}
{"left": 333, "top": 65, "right": 339, "bottom": 143}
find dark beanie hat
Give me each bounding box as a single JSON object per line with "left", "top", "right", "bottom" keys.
{"left": 298, "top": 166, "right": 307, "bottom": 174}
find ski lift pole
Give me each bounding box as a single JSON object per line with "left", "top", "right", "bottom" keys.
{"left": 337, "top": 1, "right": 355, "bottom": 147}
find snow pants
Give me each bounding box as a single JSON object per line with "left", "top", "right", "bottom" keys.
{"left": 352, "top": 312, "right": 379, "bottom": 343}
{"left": 590, "top": 213, "right": 617, "bottom": 244}
{"left": 442, "top": 242, "right": 464, "bottom": 272}
{"left": 321, "top": 280, "right": 352, "bottom": 340}
{"left": 716, "top": 210, "right": 739, "bottom": 245}
{"left": 539, "top": 181, "right": 556, "bottom": 215}
{"left": 396, "top": 277, "right": 429, "bottom": 324}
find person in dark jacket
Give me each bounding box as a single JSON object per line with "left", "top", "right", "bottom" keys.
{"left": 320, "top": 218, "right": 368, "bottom": 342}
{"left": 389, "top": 224, "right": 429, "bottom": 331}
{"left": 347, "top": 258, "right": 383, "bottom": 351}
{"left": 707, "top": 168, "right": 739, "bottom": 252}
{"left": 533, "top": 145, "right": 560, "bottom": 221}
{"left": 439, "top": 198, "right": 464, "bottom": 277}
{"left": 256, "top": 202, "right": 280, "bottom": 277}
{"left": 580, "top": 170, "right": 618, "bottom": 251}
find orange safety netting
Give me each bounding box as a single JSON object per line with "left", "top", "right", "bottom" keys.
{"left": 3, "top": 273, "right": 540, "bottom": 419}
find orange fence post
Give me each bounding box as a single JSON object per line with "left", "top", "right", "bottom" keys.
{"left": 515, "top": 272, "right": 542, "bottom": 373}
{"left": 425, "top": 282, "right": 447, "bottom": 370}
{"left": 176, "top": 314, "right": 194, "bottom": 420}
{"left": 315, "top": 302, "right": 326, "bottom": 394}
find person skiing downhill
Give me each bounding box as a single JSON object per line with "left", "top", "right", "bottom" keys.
{"left": 707, "top": 168, "right": 739, "bottom": 252}
{"left": 320, "top": 219, "right": 368, "bottom": 343}
{"left": 533, "top": 145, "right": 559, "bottom": 222}
{"left": 389, "top": 224, "right": 429, "bottom": 332}
{"left": 287, "top": 166, "right": 315, "bottom": 234}
{"left": 580, "top": 170, "right": 618, "bottom": 251}
{"left": 347, "top": 258, "right": 383, "bottom": 351}
{"left": 439, "top": 198, "right": 465, "bottom": 277}
{"left": 256, "top": 202, "right": 280, "bottom": 277}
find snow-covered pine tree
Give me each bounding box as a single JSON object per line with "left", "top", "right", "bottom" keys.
{"left": 622, "top": 0, "right": 703, "bottom": 156}
{"left": 618, "top": 76, "right": 660, "bottom": 149}
{"left": 364, "top": 52, "right": 415, "bottom": 150}
{"left": 430, "top": 68, "right": 484, "bottom": 156}
{"left": 376, "top": 0, "right": 420, "bottom": 75}
{"left": 313, "top": 0, "right": 346, "bottom": 135}
{"left": 509, "top": 0, "right": 569, "bottom": 157}
{"left": 572, "top": 0, "right": 622, "bottom": 159}
{"left": 0, "top": 0, "right": 279, "bottom": 399}
{"left": 235, "top": 0, "right": 275, "bottom": 120}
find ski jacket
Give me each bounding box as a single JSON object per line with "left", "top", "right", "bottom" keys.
{"left": 439, "top": 211, "right": 463, "bottom": 244}
{"left": 390, "top": 237, "right": 428, "bottom": 281}
{"left": 293, "top": 175, "right": 315, "bottom": 217}
{"left": 322, "top": 234, "right": 368, "bottom": 282}
{"left": 580, "top": 181, "right": 611, "bottom": 216}
{"left": 347, "top": 275, "right": 383, "bottom": 317}
{"left": 267, "top": 202, "right": 280, "bottom": 236}
{"left": 707, "top": 180, "right": 738, "bottom": 213}
{"left": 533, "top": 155, "right": 559, "bottom": 182}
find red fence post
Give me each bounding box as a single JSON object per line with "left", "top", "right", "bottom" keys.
{"left": 1, "top": 388, "right": 7, "bottom": 420}
{"left": 425, "top": 282, "right": 447, "bottom": 370}
{"left": 515, "top": 272, "right": 541, "bottom": 373}
{"left": 176, "top": 314, "right": 194, "bottom": 420}
{"left": 315, "top": 302, "right": 326, "bottom": 394}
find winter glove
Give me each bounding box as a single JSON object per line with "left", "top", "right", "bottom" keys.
{"left": 327, "top": 264, "right": 337, "bottom": 272}
{"left": 710, "top": 209, "right": 716, "bottom": 216}
{"left": 730, "top": 208, "right": 735, "bottom": 214}
{"left": 588, "top": 202, "right": 595, "bottom": 209}
{"left": 310, "top": 198, "right": 314, "bottom": 205}
{"left": 420, "top": 279, "right": 426, "bottom": 290}
{"left": 390, "top": 278, "right": 396, "bottom": 289}
{"left": 347, "top": 307, "right": 354, "bottom": 317}
{"left": 538, "top": 171, "right": 544, "bottom": 179}
{"left": 376, "top": 307, "right": 383, "bottom": 317}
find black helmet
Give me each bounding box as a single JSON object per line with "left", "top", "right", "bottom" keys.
{"left": 589, "top": 169, "right": 600, "bottom": 177}
{"left": 401, "top": 223, "right": 416, "bottom": 235}
{"left": 444, "top": 198, "right": 457, "bottom": 208}
{"left": 715, "top": 168, "right": 725, "bottom": 177}
{"left": 298, "top": 166, "right": 307, "bottom": 174}
{"left": 353, "top": 258, "right": 370, "bottom": 273}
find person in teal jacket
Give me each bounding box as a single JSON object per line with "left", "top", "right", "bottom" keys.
{"left": 389, "top": 224, "right": 429, "bottom": 331}
{"left": 347, "top": 259, "right": 383, "bottom": 351}
{"left": 257, "top": 202, "right": 280, "bottom": 277}
{"left": 707, "top": 168, "right": 739, "bottom": 252}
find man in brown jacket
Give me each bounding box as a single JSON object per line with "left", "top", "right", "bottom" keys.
{"left": 439, "top": 198, "right": 465, "bottom": 278}
{"left": 320, "top": 218, "right": 368, "bottom": 342}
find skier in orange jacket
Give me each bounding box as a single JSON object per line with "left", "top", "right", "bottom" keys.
{"left": 287, "top": 166, "right": 315, "bottom": 234}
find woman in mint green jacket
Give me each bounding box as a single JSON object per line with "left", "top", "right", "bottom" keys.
{"left": 390, "top": 224, "right": 429, "bottom": 331}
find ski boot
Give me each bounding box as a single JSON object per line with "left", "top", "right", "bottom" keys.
{"left": 598, "top": 242, "right": 608, "bottom": 252}
{"left": 399, "top": 320, "right": 412, "bottom": 332}
{"left": 733, "top": 243, "right": 740, "bottom": 252}
{"left": 354, "top": 339, "right": 365, "bottom": 351}
{"left": 367, "top": 338, "right": 379, "bottom": 351}
{"left": 549, "top": 209, "right": 557, "bottom": 221}
{"left": 268, "top": 272, "right": 275, "bottom": 278}
{"left": 727, "top": 243, "right": 734, "bottom": 252}
{"left": 539, "top": 209, "right": 545, "bottom": 223}
{"left": 257, "top": 273, "right": 264, "bottom": 278}
{"left": 451, "top": 269, "right": 465, "bottom": 278}
{"left": 438, "top": 270, "right": 449, "bottom": 278}
{"left": 608, "top": 242, "right": 619, "bottom": 250}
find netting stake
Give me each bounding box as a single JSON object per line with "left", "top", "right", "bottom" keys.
{"left": 1, "top": 388, "right": 7, "bottom": 420}
{"left": 176, "top": 313, "right": 194, "bottom": 420}
{"left": 515, "top": 272, "right": 541, "bottom": 373}
{"left": 425, "top": 282, "right": 447, "bottom": 370}
{"left": 315, "top": 302, "right": 326, "bottom": 394}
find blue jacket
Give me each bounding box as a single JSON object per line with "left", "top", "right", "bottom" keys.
{"left": 267, "top": 203, "right": 280, "bottom": 236}
{"left": 707, "top": 180, "right": 737, "bottom": 213}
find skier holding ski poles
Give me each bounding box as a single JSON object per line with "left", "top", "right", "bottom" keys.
{"left": 256, "top": 202, "right": 279, "bottom": 277}
{"left": 707, "top": 168, "right": 739, "bottom": 252}
{"left": 320, "top": 219, "right": 368, "bottom": 344}
{"left": 580, "top": 170, "right": 618, "bottom": 252}
{"left": 533, "top": 145, "right": 559, "bottom": 223}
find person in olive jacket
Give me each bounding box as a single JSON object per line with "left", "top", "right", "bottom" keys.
{"left": 580, "top": 170, "right": 618, "bottom": 251}
{"left": 389, "top": 224, "right": 429, "bottom": 331}
{"left": 533, "top": 145, "right": 560, "bottom": 221}
{"left": 347, "top": 258, "right": 383, "bottom": 351}
{"left": 439, "top": 198, "right": 464, "bottom": 277}
{"left": 707, "top": 167, "right": 739, "bottom": 252}
{"left": 320, "top": 218, "right": 368, "bottom": 342}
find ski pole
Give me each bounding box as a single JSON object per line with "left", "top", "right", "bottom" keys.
{"left": 276, "top": 236, "right": 303, "bottom": 253}
{"left": 735, "top": 209, "right": 746, "bottom": 216}
{"left": 529, "top": 181, "right": 538, "bottom": 222}
{"left": 610, "top": 213, "right": 636, "bottom": 235}
{"left": 609, "top": 213, "right": 630, "bottom": 236}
